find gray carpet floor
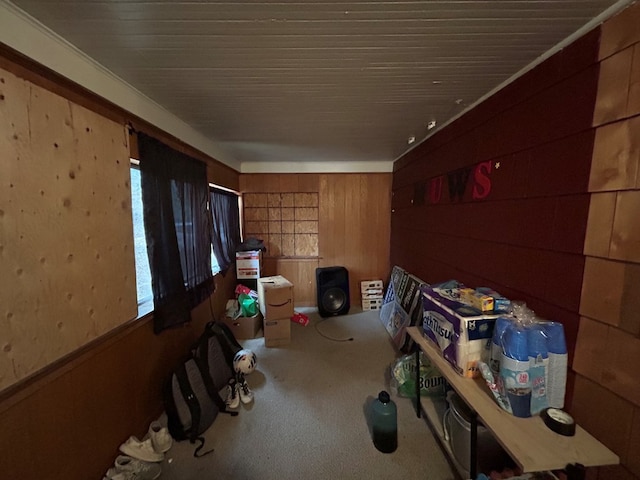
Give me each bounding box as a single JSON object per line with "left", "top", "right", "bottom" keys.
{"left": 154, "top": 307, "right": 455, "bottom": 480}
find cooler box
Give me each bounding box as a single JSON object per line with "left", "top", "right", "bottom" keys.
{"left": 421, "top": 284, "right": 496, "bottom": 378}
{"left": 258, "top": 275, "right": 294, "bottom": 321}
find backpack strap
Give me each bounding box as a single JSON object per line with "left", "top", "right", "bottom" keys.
{"left": 192, "top": 323, "right": 238, "bottom": 415}
{"left": 175, "top": 362, "right": 214, "bottom": 457}
{"left": 216, "top": 321, "right": 243, "bottom": 352}
{"left": 163, "top": 374, "right": 187, "bottom": 441}
{"left": 194, "top": 355, "right": 239, "bottom": 418}
{"left": 199, "top": 321, "right": 239, "bottom": 378}
{"left": 192, "top": 436, "right": 212, "bottom": 458}
{"left": 210, "top": 321, "right": 242, "bottom": 366}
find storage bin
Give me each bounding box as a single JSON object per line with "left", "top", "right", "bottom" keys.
{"left": 443, "top": 392, "right": 508, "bottom": 474}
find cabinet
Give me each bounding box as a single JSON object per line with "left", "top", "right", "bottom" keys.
{"left": 406, "top": 327, "right": 619, "bottom": 480}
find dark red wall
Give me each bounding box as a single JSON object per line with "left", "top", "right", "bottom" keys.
{"left": 391, "top": 29, "right": 601, "bottom": 389}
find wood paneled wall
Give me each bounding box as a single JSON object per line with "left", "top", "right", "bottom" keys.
{"left": 392, "top": 3, "right": 640, "bottom": 478}
{"left": 240, "top": 173, "right": 392, "bottom": 307}
{"left": 392, "top": 26, "right": 601, "bottom": 365}
{"left": 0, "top": 66, "right": 137, "bottom": 391}
{"left": 0, "top": 273, "right": 236, "bottom": 480}
{"left": 572, "top": 3, "right": 640, "bottom": 479}
{"left": 0, "top": 48, "right": 240, "bottom": 480}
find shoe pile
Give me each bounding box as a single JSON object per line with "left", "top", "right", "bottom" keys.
{"left": 103, "top": 421, "right": 173, "bottom": 480}
{"left": 225, "top": 372, "right": 254, "bottom": 409}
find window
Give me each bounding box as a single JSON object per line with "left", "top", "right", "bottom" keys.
{"left": 130, "top": 159, "right": 241, "bottom": 317}
{"left": 209, "top": 185, "right": 242, "bottom": 274}
{"left": 130, "top": 163, "right": 154, "bottom": 316}
{"left": 211, "top": 246, "right": 221, "bottom": 275}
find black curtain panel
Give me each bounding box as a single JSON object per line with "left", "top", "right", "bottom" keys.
{"left": 210, "top": 188, "right": 241, "bottom": 273}
{"left": 138, "top": 133, "right": 214, "bottom": 333}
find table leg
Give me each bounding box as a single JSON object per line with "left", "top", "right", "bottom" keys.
{"left": 413, "top": 343, "right": 421, "bottom": 418}
{"left": 470, "top": 409, "right": 478, "bottom": 480}
{"left": 565, "top": 463, "right": 585, "bottom": 480}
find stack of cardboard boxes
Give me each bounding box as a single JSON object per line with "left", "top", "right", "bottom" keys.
{"left": 221, "top": 250, "right": 265, "bottom": 340}
{"left": 258, "top": 275, "right": 294, "bottom": 347}
{"left": 361, "top": 279, "right": 384, "bottom": 310}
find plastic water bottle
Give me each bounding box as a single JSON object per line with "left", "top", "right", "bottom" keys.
{"left": 543, "top": 322, "right": 568, "bottom": 409}
{"left": 372, "top": 391, "right": 397, "bottom": 453}
{"left": 501, "top": 324, "right": 532, "bottom": 417}
{"left": 490, "top": 316, "right": 511, "bottom": 375}
{"left": 527, "top": 323, "right": 549, "bottom": 415}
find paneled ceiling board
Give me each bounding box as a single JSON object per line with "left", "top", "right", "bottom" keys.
{"left": 8, "top": 0, "right": 633, "bottom": 169}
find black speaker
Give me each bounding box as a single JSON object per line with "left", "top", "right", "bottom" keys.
{"left": 316, "top": 266, "right": 350, "bottom": 317}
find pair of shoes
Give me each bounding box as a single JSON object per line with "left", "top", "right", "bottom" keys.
{"left": 148, "top": 421, "right": 172, "bottom": 453}
{"left": 236, "top": 373, "right": 254, "bottom": 404}
{"left": 225, "top": 378, "right": 240, "bottom": 409}
{"left": 119, "top": 436, "right": 163, "bottom": 463}
{"left": 225, "top": 375, "right": 255, "bottom": 408}
{"left": 104, "top": 455, "right": 161, "bottom": 480}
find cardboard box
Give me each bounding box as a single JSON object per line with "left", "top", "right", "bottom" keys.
{"left": 421, "top": 284, "right": 496, "bottom": 378}
{"left": 236, "top": 250, "right": 262, "bottom": 280}
{"left": 361, "top": 279, "right": 384, "bottom": 293}
{"left": 460, "top": 288, "right": 495, "bottom": 312}
{"left": 258, "top": 275, "right": 294, "bottom": 320}
{"left": 362, "top": 298, "right": 384, "bottom": 310}
{"left": 361, "top": 291, "right": 384, "bottom": 300}
{"left": 223, "top": 312, "right": 262, "bottom": 340}
{"left": 476, "top": 287, "right": 512, "bottom": 313}
{"left": 263, "top": 317, "right": 291, "bottom": 347}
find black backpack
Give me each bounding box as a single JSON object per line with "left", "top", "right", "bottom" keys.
{"left": 193, "top": 321, "right": 243, "bottom": 392}
{"left": 164, "top": 321, "right": 242, "bottom": 457}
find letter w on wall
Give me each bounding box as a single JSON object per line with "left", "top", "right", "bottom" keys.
{"left": 447, "top": 168, "right": 471, "bottom": 202}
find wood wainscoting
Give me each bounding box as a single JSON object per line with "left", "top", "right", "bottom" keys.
{"left": 0, "top": 272, "right": 236, "bottom": 480}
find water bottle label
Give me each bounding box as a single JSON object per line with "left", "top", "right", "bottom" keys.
{"left": 529, "top": 360, "right": 548, "bottom": 415}
{"left": 500, "top": 355, "right": 532, "bottom": 418}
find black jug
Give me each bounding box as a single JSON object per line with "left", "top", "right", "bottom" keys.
{"left": 371, "top": 390, "right": 397, "bottom": 453}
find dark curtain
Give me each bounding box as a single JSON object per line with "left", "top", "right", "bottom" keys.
{"left": 210, "top": 188, "right": 241, "bottom": 273}
{"left": 138, "top": 133, "right": 214, "bottom": 333}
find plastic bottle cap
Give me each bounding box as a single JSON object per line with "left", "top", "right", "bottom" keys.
{"left": 543, "top": 322, "right": 567, "bottom": 354}
{"left": 378, "top": 391, "right": 390, "bottom": 403}
{"left": 503, "top": 324, "right": 529, "bottom": 361}
{"left": 527, "top": 324, "right": 549, "bottom": 358}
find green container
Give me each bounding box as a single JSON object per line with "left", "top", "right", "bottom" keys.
{"left": 392, "top": 352, "right": 446, "bottom": 398}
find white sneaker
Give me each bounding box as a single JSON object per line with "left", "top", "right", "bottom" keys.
{"left": 148, "top": 420, "right": 173, "bottom": 453}
{"left": 113, "top": 455, "right": 161, "bottom": 480}
{"left": 225, "top": 379, "right": 240, "bottom": 409}
{"left": 104, "top": 470, "right": 128, "bottom": 480}
{"left": 238, "top": 375, "right": 254, "bottom": 404}
{"left": 119, "top": 436, "right": 164, "bottom": 463}
{"left": 104, "top": 468, "right": 131, "bottom": 480}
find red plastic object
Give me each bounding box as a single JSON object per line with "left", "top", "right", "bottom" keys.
{"left": 235, "top": 284, "right": 252, "bottom": 295}
{"left": 291, "top": 312, "right": 310, "bottom": 326}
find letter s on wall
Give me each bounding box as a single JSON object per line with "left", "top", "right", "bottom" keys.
{"left": 472, "top": 160, "right": 492, "bottom": 200}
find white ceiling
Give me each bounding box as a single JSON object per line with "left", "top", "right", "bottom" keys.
{"left": 1, "top": 0, "right": 635, "bottom": 172}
